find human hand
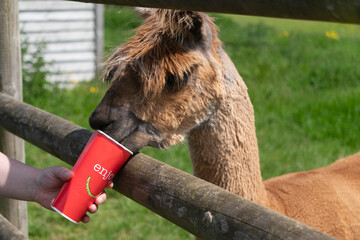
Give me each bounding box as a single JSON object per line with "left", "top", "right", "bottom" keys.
{"left": 33, "top": 166, "right": 113, "bottom": 223}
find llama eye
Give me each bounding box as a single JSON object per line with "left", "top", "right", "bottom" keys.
{"left": 165, "top": 71, "right": 190, "bottom": 92}
{"left": 166, "top": 73, "right": 177, "bottom": 86}
{"left": 165, "top": 73, "right": 180, "bottom": 91}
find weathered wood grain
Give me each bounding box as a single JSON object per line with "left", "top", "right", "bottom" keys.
{"left": 0, "top": 0, "right": 28, "bottom": 235}
{"left": 0, "top": 214, "right": 27, "bottom": 240}
{"left": 69, "top": 0, "right": 360, "bottom": 24}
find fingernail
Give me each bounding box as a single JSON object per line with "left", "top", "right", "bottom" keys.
{"left": 97, "top": 196, "right": 105, "bottom": 205}
{"left": 63, "top": 170, "right": 73, "bottom": 179}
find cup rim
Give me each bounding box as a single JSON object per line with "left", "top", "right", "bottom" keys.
{"left": 51, "top": 205, "right": 79, "bottom": 224}
{"left": 95, "top": 130, "right": 133, "bottom": 155}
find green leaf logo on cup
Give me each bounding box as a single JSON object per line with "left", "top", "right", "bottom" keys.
{"left": 86, "top": 177, "right": 97, "bottom": 198}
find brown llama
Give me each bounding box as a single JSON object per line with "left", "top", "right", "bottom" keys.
{"left": 89, "top": 9, "right": 360, "bottom": 239}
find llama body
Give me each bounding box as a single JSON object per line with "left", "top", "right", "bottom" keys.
{"left": 265, "top": 154, "right": 360, "bottom": 239}
{"left": 89, "top": 9, "right": 360, "bottom": 239}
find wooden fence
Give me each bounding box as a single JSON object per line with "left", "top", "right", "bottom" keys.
{"left": 73, "top": 0, "right": 360, "bottom": 24}
{"left": 1, "top": 0, "right": 359, "bottom": 239}
{"left": 0, "top": 92, "right": 335, "bottom": 240}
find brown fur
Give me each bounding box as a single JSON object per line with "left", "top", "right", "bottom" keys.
{"left": 265, "top": 153, "right": 360, "bottom": 239}
{"left": 104, "top": 9, "right": 221, "bottom": 98}
{"left": 90, "top": 9, "right": 360, "bottom": 239}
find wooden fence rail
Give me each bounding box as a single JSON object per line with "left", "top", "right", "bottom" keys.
{"left": 70, "top": 0, "right": 360, "bottom": 24}
{"left": 0, "top": 214, "right": 27, "bottom": 240}
{"left": 0, "top": 92, "right": 336, "bottom": 240}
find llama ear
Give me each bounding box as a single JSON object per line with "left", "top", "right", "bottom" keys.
{"left": 156, "top": 10, "right": 205, "bottom": 42}
{"left": 184, "top": 11, "right": 204, "bottom": 41}
{"left": 134, "top": 7, "right": 153, "bottom": 19}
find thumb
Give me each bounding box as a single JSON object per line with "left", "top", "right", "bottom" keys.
{"left": 51, "top": 166, "right": 73, "bottom": 181}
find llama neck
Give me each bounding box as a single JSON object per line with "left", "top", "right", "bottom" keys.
{"left": 187, "top": 49, "right": 267, "bottom": 205}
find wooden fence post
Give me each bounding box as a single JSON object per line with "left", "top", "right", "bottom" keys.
{"left": 0, "top": 0, "right": 28, "bottom": 236}
{"left": 95, "top": 4, "right": 104, "bottom": 79}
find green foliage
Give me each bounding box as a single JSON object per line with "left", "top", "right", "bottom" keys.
{"left": 25, "top": 6, "right": 360, "bottom": 239}
{"left": 21, "top": 40, "right": 55, "bottom": 105}
{"left": 104, "top": 6, "right": 143, "bottom": 53}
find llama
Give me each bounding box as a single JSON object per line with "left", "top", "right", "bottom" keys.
{"left": 89, "top": 9, "right": 360, "bottom": 239}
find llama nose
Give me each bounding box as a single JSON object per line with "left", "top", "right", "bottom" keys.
{"left": 89, "top": 109, "right": 111, "bottom": 130}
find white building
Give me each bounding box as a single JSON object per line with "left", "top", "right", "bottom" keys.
{"left": 18, "top": 0, "right": 103, "bottom": 84}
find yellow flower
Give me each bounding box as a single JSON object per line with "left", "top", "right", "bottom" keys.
{"left": 89, "top": 87, "right": 99, "bottom": 93}
{"left": 280, "top": 31, "right": 289, "bottom": 38}
{"left": 71, "top": 79, "right": 79, "bottom": 85}
{"left": 326, "top": 30, "right": 339, "bottom": 40}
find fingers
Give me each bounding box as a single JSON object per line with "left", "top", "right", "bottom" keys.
{"left": 95, "top": 191, "right": 107, "bottom": 205}
{"left": 88, "top": 203, "right": 98, "bottom": 214}
{"left": 106, "top": 180, "right": 114, "bottom": 189}
{"left": 81, "top": 215, "right": 90, "bottom": 223}
{"left": 50, "top": 171, "right": 110, "bottom": 224}
{"left": 87, "top": 190, "right": 107, "bottom": 215}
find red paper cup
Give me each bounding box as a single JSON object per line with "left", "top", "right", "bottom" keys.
{"left": 51, "top": 130, "right": 132, "bottom": 223}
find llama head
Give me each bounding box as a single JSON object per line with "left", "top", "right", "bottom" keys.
{"left": 89, "top": 9, "right": 224, "bottom": 152}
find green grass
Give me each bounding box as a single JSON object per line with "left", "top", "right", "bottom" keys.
{"left": 24, "top": 6, "right": 360, "bottom": 239}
